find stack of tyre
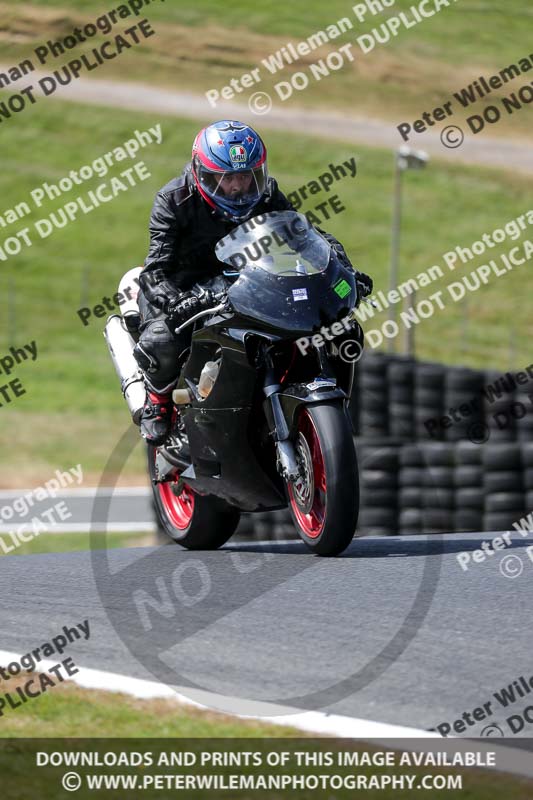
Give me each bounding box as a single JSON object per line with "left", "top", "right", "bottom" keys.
{"left": 388, "top": 356, "right": 416, "bottom": 440}
{"left": 482, "top": 443, "right": 527, "bottom": 532}
{"left": 453, "top": 442, "right": 484, "bottom": 532}
{"left": 357, "top": 441, "right": 400, "bottom": 535}
{"left": 515, "top": 372, "right": 533, "bottom": 444}
{"left": 444, "top": 368, "right": 485, "bottom": 443}
{"left": 483, "top": 369, "right": 516, "bottom": 444}
{"left": 524, "top": 443, "right": 533, "bottom": 515}
{"left": 414, "top": 363, "right": 445, "bottom": 440}
{"left": 398, "top": 442, "right": 456, "bottom": 534}
{"left": 357, "top": 352, "right": 390, "bottom": 438}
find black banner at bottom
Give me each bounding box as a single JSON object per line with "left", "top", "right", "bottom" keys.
{"left": 1, "top": 737, "right": 532, "bottom": 799}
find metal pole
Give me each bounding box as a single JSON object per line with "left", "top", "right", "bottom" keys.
{"left": 388, "top": 156, "right": 403, "bottom": 353}
{"left": 403, "top": 290, "right": 416, "bottom": 357}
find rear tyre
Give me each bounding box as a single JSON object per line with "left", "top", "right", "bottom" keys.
{"left": 286, "top": 404, "right": 359, "bottom": 556}
{"left": 148, "top": 445, "right": 240, "bottom": 549}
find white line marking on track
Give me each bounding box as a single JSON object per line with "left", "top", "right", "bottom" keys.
{"left": 0, "top": 487, "right": 151, "bottom": 498}
{"left": 0, "top": 523, "right": 155, "bottom": 534}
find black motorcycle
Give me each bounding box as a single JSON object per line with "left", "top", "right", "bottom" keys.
{"left": 106, "top": 211, "right": 364, "bottom": 556}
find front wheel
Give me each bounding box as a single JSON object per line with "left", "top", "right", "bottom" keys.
{"left": 286, "top": 404, "right": 359, "bottom": 556}
{"left": 148, "top": 445, "right": 240, "bottom": 549}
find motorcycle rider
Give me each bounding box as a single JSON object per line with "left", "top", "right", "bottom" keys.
{"left": 134, "top": 120, "right": 373, "bottom": 445}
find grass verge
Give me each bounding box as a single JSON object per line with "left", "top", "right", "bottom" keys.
{"left": 0, "top": 531, "right": 152, "bottom": 557}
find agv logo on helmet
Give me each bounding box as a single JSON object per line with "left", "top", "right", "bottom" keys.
{"left": 229, "top": 145, "right": 247, "bottom": 167}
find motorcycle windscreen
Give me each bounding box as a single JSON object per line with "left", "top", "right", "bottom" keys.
{"left": 224, "top": 259, "right": 357, "bottom": 334}
{"left": 216, "top": 210, "right": 346, "bottom": 332}
{"left": 215, "top": 210, "right": 331, "bottom": 276}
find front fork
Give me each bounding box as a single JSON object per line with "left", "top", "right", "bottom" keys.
{"left": 263, "top": 351, "right": 301, "bottom": 483}
{"left": 263, "top": 348, "right": 331, "bottom": 483}
{"left": 263, "top": 344, "right": 344, "bottom": 485}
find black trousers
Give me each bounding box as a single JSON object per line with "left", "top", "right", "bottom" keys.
{"left": 133, "top": 289, "right": 192, "bottom": 393}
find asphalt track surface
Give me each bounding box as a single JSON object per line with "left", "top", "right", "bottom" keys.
{"left": 2, "top": 530, "right": 533, "bottom": 734}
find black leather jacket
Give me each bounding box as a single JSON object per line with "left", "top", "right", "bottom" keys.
{"left": 139, "top": 162, "right": 354, "bottom": 312}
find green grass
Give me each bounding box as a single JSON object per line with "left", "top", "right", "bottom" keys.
{"left": 0, "top": 679, "right": 298, "bottom": 738}
{"left": 20, "top": 0, "right": 532, "bottom": 65}
{"left": 0, "top": 531, "right": 151, "bottom": 556}
{"left": 0, "top": 98, "right": 530, "bottom": 480}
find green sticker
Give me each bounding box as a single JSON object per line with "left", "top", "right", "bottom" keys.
{"left": 333, "top": 279, "right": 351, "bottom": 299}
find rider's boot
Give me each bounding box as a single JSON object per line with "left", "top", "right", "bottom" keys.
{"left": 140, "top": 389, "right": 172, "bottom": 446}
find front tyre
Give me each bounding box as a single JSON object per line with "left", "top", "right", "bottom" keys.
{"left": 287, "top": 404, "right": 359, "bottom": 556}
{"left": 148, "top": 445, "right": 240, "bottom": 549}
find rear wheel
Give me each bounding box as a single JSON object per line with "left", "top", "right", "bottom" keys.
{"left": 286, "top": 404, "right": 359, "bottom": 556}
{"left": 148, "top": 445, "right": 240, "bottom": 549}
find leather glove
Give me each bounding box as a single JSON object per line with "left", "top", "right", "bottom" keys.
{"left": 356, "top": 272, "right": 373, "bottom": 298}
{"left": 166, "top": 293, "right": 201, "bottom": 327}
{"left": 167, "top": 289, "right": 215, "bottom": 327}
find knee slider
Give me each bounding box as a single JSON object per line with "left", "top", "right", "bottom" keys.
{"left": 133, "top": 342, "right": 160, "bottom": 375}
{"left": 136, "top": 320, "right": 185, "bottom": 382}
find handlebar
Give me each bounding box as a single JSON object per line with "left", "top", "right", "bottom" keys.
{"left": 174, "top": 295, "right": 230, "bottom": 334}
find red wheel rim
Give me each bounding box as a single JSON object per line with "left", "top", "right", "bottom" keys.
{"left": 288, "top": 410, "right": 326, "bottom": 539}
{"left": 158, "top": 478, "right": 195, "bottom": 530}
{"left": 152, "top": 444, "right": 194, "bottom": 530}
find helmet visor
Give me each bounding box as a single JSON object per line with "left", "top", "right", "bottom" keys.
{"left": 194, "top": 158, "right": 268, "bottom": 212}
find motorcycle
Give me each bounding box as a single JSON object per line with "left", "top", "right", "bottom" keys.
{"left": 105, "top": 210, "right": 364, "bottom": 556}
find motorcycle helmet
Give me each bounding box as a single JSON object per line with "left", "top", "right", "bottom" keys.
{"left": 191, "top": 120, "right": 268, "bottom": 222}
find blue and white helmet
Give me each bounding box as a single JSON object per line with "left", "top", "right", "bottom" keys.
{"left": 191, "top": 120, "right": 268, "bottom": 221}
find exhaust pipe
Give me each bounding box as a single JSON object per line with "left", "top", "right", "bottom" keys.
{"left": 104, "top": 314, "right": 146, "bottom": 424}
